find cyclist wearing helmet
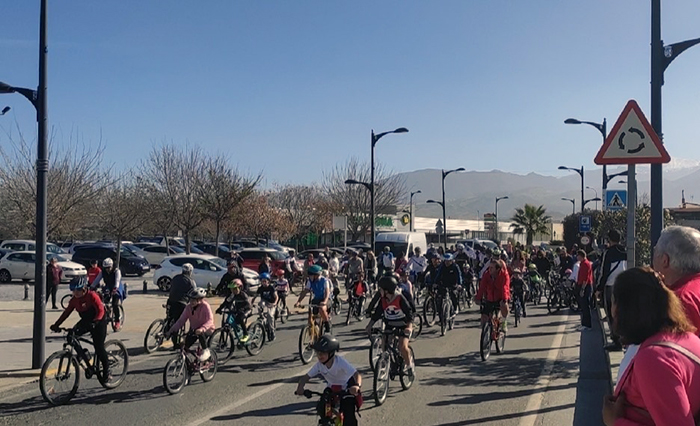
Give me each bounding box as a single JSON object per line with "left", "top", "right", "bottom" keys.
{"left": 167, "top": 263, "right": 198, "bottom": 328}
{"left": 434, "top": 253, "right": 463, "bottom": 316}
{"left": 295, "top": 334, "right": 362, "bottom": 426}
{"left": 273, "top": 269, "right": 290, "bottom": 314}
{"left": 167, "top": 288, "right": 215, "bottom": 362}
{"left": 51, "top": 277, "right": 109, "bottom": 380}
{"left": 215, "top": 259, "right": 249, "bottom": 297}
{"left": 510, "top": 268, "right": 528, "bottom": 318}
{"left": 378, "top": 246, "right": 395, "bottom": 276}
{"left": 90, "top": 258, "right": 123, "bottom": 331}
{"left": 526, "top": 263, "right": 543, "bottom": 288}
{"left": 252, "top": 272, "right": 278, "bottom": 341}
{"left": 215, "top": 279, "right": 252, "bottom": 343}
{"left": 295, "top": 265, "right": 331, "bottom": 333}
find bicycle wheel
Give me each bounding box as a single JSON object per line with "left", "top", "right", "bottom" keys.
{"left": 480, "top": 321, "right": 492, "bottom": 361}
{"left": 345, "top": 300, "right": 353, "bottom": 326}
{"left": 547, "top": 291, "right": 561, "bottom": 314}
{"left": 399, "top": 346, "right": 416, "bottom": 390}
{"left": 199, "top": 350, "right": 218, "bottom": 382}
{"left": 513, "top": 302, "right": 520, "bottom": 328}
{"left": 144, "top": 319, "right": 166, "bottom": 354}
{"left": 118, "top": 305, "right": 125, "bottom": 327}
{"left": 163, "top": 355, "right": 187, "bottom": 395}
{"left": 40, "top": 351, "right": 80, "bottom": 406}
{"left": 423, "top": 296, "right": 437, "bottom": 327}
{"left": 333, "top": 299, "right": 342, "bottom": 316}
{"left": 495, "top": 322, "right": 506, "bottom": 354}
{"left": 369, "top": 334, "right": 383, "bottom": 372}
{"left": 279, "top": 307, "right": 287, "bottom": 324}
{"left": 373, "top": 353, "right": 391, "bottom": 406}
{"left": 245, "top": 322, "right": 266, "bottom": 356}
{"left": 100, "top": 340, "right": 129, "bottom": 389}
{"left": 410, "top": 315, "right": 422, "bottom": 341}
{"left": 569, "top": 293, "right": 580, "bottom": 313}
{"left": 60, "top": 294, "right": 72, "bottom": 309}
{"left": 440, "top": 301, "right": 449, "bottom": 336}
{"left": 209, "top": 328, "right": 235, "bottom": 363}
{"left": 298, "top": 325, "right": 316, "bottom": 364}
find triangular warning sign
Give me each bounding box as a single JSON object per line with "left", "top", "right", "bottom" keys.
{"left": 609, "top": 193, "right": 624, "bottom": 208}
{"left": 594, "top": 100, "right": 670, "bottom": 165}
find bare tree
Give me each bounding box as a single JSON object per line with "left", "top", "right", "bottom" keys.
{"left": 234, "top": 193, "right": 293, "bottom": 242}
{"left": 269, "top": 184, "right": 323, "bottom": 251}
{"left": 201, "top": 155, "right": 260, "bottom": 256}
{"left": 322, "top": 157, "right": 405, "bottom": 241}
{"left": 140, "top": 143, "right": 208, "bottom": 253}
{"left": 0, "top": 125, "right": 112, "bottom": 239}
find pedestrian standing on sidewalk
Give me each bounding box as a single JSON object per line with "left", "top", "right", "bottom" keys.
{"left": 596, "top": 230, "right": 627, "bottom": 351}
{"left": 603, "top": 267, "right": 700, "bottom": 426}
{"left": 46, "top": 257, "right": 62, "bottom": 309}
{"left": 576, "top": 250, "right": 593, "bottom": 331}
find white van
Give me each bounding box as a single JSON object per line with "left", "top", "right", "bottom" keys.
{"left": 375, "top": 232, "right": 428, "bottom": 257}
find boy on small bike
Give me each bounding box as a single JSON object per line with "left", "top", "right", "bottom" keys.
{"left": 167, "top": 288, "right": 215, "bottom": 362}
{"left": 273, "top": 269, "right": 290, "bottom": 315}
{"left": 215, "top": 279, "right": 252, "bottom": 343}
{"left": 510, "top": 268, "right": 528, "bottom": 318}
{"left": 252, "top": 272, "right": 278, "bottom": 342}
{"left": 295, "top": 335, "right": 362, "bottom": 426}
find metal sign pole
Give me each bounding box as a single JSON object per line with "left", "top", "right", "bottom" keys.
{"left": 627, "top": 165, "right": 636, "bottom": 268}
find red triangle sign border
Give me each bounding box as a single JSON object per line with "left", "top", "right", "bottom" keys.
{"left": 594, "top": 99, "right": 671, "bottom": 165}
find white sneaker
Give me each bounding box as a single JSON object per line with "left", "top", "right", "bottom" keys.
{"left": 198, "top": 349, "right": 211, "bottom": 362}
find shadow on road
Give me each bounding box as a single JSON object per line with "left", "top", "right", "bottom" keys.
{"left": 435, "top": 402, "right": 576, "bottom": 426}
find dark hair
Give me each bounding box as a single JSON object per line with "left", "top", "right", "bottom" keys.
{"left": 613, "top": 266, "right": 695, "bottom": 345}
{"left": 576, "top": 249, "right": 586, "bottom": 258}
{"left": 608, "top": 229, "right": 621, "bottom": 243}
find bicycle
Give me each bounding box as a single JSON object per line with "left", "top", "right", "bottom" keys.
{"left": 299, "top": 304, "right": 325, "bottom": 364}
{"left": 372, "top": 327, "right": 415, "bottom": 406}
{"left": 422, "top": 286, "right": 438, "bottom": 327}
{"left": 299, "top": 388, "right": 349, "bottom": 426}
{"left": 345, "top": 293, "right": 365, "bottom": 326}
{"left": 436, "top": 289, "right": 455, "bottom": 337}
{"left": 60, "top": 293, "right": 72, "bottom": 309}
{"left": 511, "top": 293, "right": 524, "bottom": 327}
{"left": 143, "top": 303, "right": 185, "bottom": 354}
{"left": 100, "top": 290, "right": 125, "bottom": 332}
{"left": 409, "top": 314, "right": 423, "bottom": 341}
{"left": 479, "top": 301, "right": 506, "bottom": 361}
{"left": 331, "top": 291, "right": 342, "bottom": 317}
{"left": 208, "top": 307, "right": 265, "bottom": 362}
{"left": 275, "top": 292, "right": 290, "bottom": 324}
{"left": 40, "top": 327, "right": 129, "bottom": 406}
{"left": 162, "top": 333, "right": 218, "bottom": 395}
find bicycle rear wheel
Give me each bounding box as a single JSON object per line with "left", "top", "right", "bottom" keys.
{"left": 298, "top": 325, "right": 315, "bottom": 364}
{"left": 369, "top": 334, "right": 383, "bottom": 372}
{"left": 163, "top": 355, "right": 187, "bottom": 395}
{"left": 423, "top": 296, "right": 436, "bottom": 327}
{"left": 410, "top": 315, "right": 422, "bottom": 341}
{"left": 399, "top": 346, "right": 416, "bottom": 390}
{"left": 480, "top": 321, "right": 492, "bottom": 361}
{"left": 494, "top": 320, "right": 506, "bottom": 354}
{"left": 40, "top": 351, "right": 80, "bottom": 406}
{"left": 440, "top": 301, "right": 450, "bottom": 336}
{"left": 373, "top": 353, "right": 391, "bottom": 406}
{"left": 199, "top": 350, "right": 218, "bottom": 382}
{"left": 513, "top": 302, "right": 520, "bottom": 328}
{"left": 547, "top": 291, "right": 561, "bottom": 314}
{"left": 209, "top": 328, "right": 235, "bottom": 363}
{"left": 245, "top": 322, "right": 266, "bottom": 356}
{"left": 144, "top": 319, "right": 166, "bottom": 354}
{"left": 100, "top": 339, "right": 129, "bottom": 389}
{"left": 60, "top": 294, "right": 72, "bottom": 310}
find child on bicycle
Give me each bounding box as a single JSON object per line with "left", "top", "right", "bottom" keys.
{"left": 215, "top": 279, "right": 252, "bottom": 343}
{"left": 167, "top": 288, "right": 215, "bottom": 362}
{"left": 347, "top": 271, "right": 369, "bottom": 318}
{"left": 398, "top": 271, "right": 416, "bottom": 313}
{"left": 510, "top": 268, "right": 528, "bottom": 318}
{"left": 295, "top": 334, "right": 362, "bottom": 426}
{"left": 252, "top": 272, "right": 278, "bottom": 342}
{"left": 50, "top": 277, "right": 110, "bottom": 380}
{"left": 273, "top": 269, "right": 290, "bottom": 314}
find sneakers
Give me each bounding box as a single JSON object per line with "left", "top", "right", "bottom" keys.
{"left": 578, "top": 325, "right": 592, "bottom": 331}
{"left": 239, "top": 334, "right": 250, "bottom": 343}
{"left": 604, "top": 342, "right": 623, "bottom": 351}
{"left": 113, "top": 321, "right": 121, "bottom": 332}
{"left": 198, "top": 348, "right": 211, "bottom": 362}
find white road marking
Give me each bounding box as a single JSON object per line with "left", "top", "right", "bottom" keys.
{"left": 518, "top": 313, "right": 570, "bottom": 426}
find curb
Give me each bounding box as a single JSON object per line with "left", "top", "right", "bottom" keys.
{"left": 596, "top": 305, "right": 614, "bottom": 394}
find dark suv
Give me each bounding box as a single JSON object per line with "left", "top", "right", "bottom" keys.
{"left": 72, "top": 244, "right": 150, "bottom": 276}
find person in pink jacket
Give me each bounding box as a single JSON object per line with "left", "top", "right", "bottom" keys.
{"left": 603, "top": 267, "right": 700, "bottom": 426}
{"left": 167, "top": 288, "right": 215, "bottom": 361}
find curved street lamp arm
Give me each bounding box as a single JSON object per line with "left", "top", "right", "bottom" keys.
{"left": 663, "top": 37, "right": 700, "bottom": 73}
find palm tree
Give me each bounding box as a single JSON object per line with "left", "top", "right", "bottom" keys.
{"left": 510, "top": 204, "right": 552, "bottom": 246}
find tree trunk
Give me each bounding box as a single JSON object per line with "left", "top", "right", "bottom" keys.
{"left": 185, "top": 231, "right": 191, "bottom": 255}
{"left": 214, "top": 220, "right": 221, "bottom": 257}
{"left": 115, "top": 237, "right": 122, "bottom": 275}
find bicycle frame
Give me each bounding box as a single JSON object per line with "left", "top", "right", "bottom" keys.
{"left": 62, "top": 329, "right": 100, "bottom": 378}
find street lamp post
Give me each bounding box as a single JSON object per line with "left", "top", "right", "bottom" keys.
{"left": 650, "top": 1, "right": 700, "bottom": 251}
{"left": 371, "top": 128, "right": 408, "bottom": 253}
{"left": 559, "top": 166, "right": 584, "bottom": 213}
{"left": 0, "top": 0, "right": 49, "bottom": 369}
{"left": 583, "top": 197, "right": 602, "bottom": 210}
{"left": 426, "top": 199, "right": 445, "bottom": 245}
{"left": 565, "top": 118, "right": 607, "bottom": 207}
{"left": 409, "top": 190, "right": 421, "bottom": 232}
{"left": 495, "top": 196, "right": 509, "bottom": 242}
{"left": 440, "top": 168, "right": 465, "bottom": 250}
{"left": 561, "top": 198, "right": 575, "bottom": 215}
{"left": 586, "top": 186, "right": 598, "bottom": 210}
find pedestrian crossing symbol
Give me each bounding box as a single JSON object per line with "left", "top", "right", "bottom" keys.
{"left": 605, "top": 190, "right": 627, "bottom": 211}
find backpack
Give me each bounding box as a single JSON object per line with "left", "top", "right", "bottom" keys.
{"left": 382, "top": 253, "right": 394, "bottom": 269}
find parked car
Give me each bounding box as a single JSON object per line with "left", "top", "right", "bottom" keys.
{"left": 239, "top": 248, "right": 288, "bottom": 271}
{"left": 137, "top": 236, "right": 186, "bottom": 247}
{"left": 152, "top": 254, "right": 260, "bottom": 292}
{"left": 195, "top": 243, "right": 232, "bottom": 259}
{"left": 0, "top": 240, "right": 68, "bottom": 257}
{"left": 0, "top": 251, "right": 86, "bottom": 283}
{"left": 131, "top": 242, "right": 158, "bottom": 250}
{"left": 137, "top": 245, "right": 185, "bottom": 266}
{"left": 71, "top": 244, "right": 150, "bottom": 276}
{"left": 230, "top": 240, "right": 259, "bottom": 249}
{"left": 0, "top": 248, "right": 11, "bottom": 260}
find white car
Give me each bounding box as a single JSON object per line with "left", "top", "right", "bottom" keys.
{"left": 0, "top": 251, "right": 86, "bottom": 283}
{"left": 1, "top": 240, "right": 70, "bottom": 258}
{"left": 138, "top": 245, "right": 185, "bottom": 266}
{"left": 153, "top": 254, "right": 259, "bottom": 292}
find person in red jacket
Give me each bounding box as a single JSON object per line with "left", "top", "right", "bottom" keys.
{"left": 87, "top": 260, "right": 102, "bottom": 285}
{"left": 476, "top": 258, "right": 510, "bottom": 329}
{"left": 576, "top": 249, "right": 593, "bottom": 330}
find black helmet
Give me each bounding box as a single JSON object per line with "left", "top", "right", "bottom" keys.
{"left": 311, "top": 334, "right": 340, "bottom": 353}
{"left": 378, "top": 275, "right": 398, "bottom": 293}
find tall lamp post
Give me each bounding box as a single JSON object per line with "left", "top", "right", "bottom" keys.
{"left": 439, "top": 168, "right": 465, "bottom": 250}
{"left": 426, "top": 199, "right": 445, "bottom": 245}
{"left": 585, "top": 186, "right": 598, "bottom": 210}
{"left": 565, "top": 118, "right": 607, "bottom": 206}
{"left": 495, "top": 196, "right": 509, "bottom": 242}
{"left": 371, "top": 127, "right": 408, "bottom": 252}
{"left": 559, "top": 166, "right": 584, "bottom": 213}
{"left": 0, "top": 0, "right": 49, "bottom": 370}
{"left": 409, "top": 190, "right": 421, "bottom": 232}
{"left": 561, "top": 197, "right": 576, "bottom": 215}
{"left": 650, "top": 1, "right": 700, "bottom": 250}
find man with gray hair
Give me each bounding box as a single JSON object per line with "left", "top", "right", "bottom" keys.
{"left": 653, "top": 225, "right": 700, "bottom": 331}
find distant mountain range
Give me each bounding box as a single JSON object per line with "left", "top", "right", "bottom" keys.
{"left": 399, "top": 160, "right": 700, "bottom": 221}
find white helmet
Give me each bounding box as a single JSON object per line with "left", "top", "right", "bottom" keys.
{"left": 182, "top": 263, "right": 194, "bottom": 274}
{"left": 102, "top": 258, "right": 114, "bottom": 268}
{"left": 456, "top": 243, "right": 464, "bottom": 250}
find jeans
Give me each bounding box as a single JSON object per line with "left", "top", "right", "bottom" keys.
{"left": 604, "top": 286, "right": 619, "bottom": 345}
{"left": 578, "top": 285, "right": 592, "bottom": 328}
{"left": 46, "top": 284, "right": 58, "bottom": 307}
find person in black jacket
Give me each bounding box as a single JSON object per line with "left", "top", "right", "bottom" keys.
{"left": 595, "top": 230, "right": 627, "bottom": 351}
{"left": 215, "top": 260, "right": 250, "bottom": 297}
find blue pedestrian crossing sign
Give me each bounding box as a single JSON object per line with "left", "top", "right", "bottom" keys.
{"left": 579, "top": 215, "right": 591, "bottom": 233}
{"left": 605, "top": 190, "right": 627, "bottom": 211}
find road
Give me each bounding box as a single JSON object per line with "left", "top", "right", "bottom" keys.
{"left": 0, "top": 286, "right": 607, "bottom": 426}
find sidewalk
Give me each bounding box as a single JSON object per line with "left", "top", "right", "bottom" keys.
{"left": 596, "top": 303, "right": 622, "bottom": 392}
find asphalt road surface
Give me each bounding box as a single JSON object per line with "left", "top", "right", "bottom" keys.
{"left": 0, "top": 299, "right": 604, "bottom": 426}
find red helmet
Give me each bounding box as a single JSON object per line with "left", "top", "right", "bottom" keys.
{"left": 564, "top": 269, "right": 573, "bottom": 276}
{"left": 274, "top": 269, "right": 285, "bottom": 277}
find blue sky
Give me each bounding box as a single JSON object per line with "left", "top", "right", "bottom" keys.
{"left": 1, "top": 1, "right": 699, "bottom": 186}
